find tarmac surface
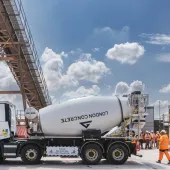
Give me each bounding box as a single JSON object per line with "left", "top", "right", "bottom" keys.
{"left": 0, "top": 149, "right": 170, "bottom": 170}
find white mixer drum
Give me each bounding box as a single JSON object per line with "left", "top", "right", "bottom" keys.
{"left": 39, "top": 95, "right": 132, "bottom": 137}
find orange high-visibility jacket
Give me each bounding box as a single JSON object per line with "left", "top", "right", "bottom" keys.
{"left": 159, "top": 134, "right": 169, "bottom": 150}
{"left": 131, "top": 140, "right": 136, "bottom": 144}
{"left": 145, "top": 134, "right": 151, "bottom": 140}
{"left": 156, "top": 134, "right": 161, "bottom": 141}
{"left": 151, "top": 133, "right": 156, "bottom": 140}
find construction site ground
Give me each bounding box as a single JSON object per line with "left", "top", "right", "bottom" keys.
{"left": 0, "top": 149, "right": 170, "bottom": 170}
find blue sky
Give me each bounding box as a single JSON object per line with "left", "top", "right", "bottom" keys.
{"left": 22, "top": 0, "right": 170, "bottom": 105}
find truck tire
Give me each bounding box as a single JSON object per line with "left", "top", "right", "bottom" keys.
{"left": 107, "top": 144, "right": 128, "bottom": 165}
{"left": 81, "top": 143, "right": 102, "bottom": 165}
{"left": 0, "top": 148, "right": 4, "bottom": 164}
{"left": 21, "top": 144, "right": 42, "bottom": 164}
{"left": 0, "top": 156, "right": 4, "bottom": 164}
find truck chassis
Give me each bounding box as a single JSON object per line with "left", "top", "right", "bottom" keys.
{"left": 0, "top": 134, "right": 136, "bottom": 165}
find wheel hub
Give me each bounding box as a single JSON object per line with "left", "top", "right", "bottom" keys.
{"left": 86, "top": 149, "right": 98, "bottom": 161}
{"left": 112, "top": 149, "right": 124, "bottom": 160}
{"left": 25, "top": 149, "right": 37, "bottom": 161}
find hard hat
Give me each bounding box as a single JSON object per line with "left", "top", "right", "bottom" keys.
{"left": 151, "top": 130, "right": 153, "bottom": 133}
{"left": 160, "top": 130, "right": 166, "bottom": 133}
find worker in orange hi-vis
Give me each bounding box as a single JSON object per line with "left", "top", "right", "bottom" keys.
{"left": 151, "top": 131, "right": 156, "bottom": 148}
{"left": 145, "top": 131, "right": 151, "bottom": 149}
{"left": 139, "top": 132, "right": 144, "bottom": 149}
{"left": 156, "top": 131, "right": 161, "bottom": 149}
{"left": 156, "top": 130, "right": 170, "bottom": 164}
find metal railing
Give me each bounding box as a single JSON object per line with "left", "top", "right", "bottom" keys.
{"left": 1, "top": 0, "right": 52, "bottom": 107}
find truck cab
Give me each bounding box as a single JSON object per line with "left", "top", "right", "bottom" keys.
{"left": 0, "top": 101, "right": 17, "bottom": 140}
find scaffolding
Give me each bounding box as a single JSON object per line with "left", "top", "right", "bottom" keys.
{"left": 0, "top": 0, "right": 52, "bottom": 112}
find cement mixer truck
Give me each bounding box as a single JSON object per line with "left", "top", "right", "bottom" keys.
{"left": 0, "top": 91, "right": 148, "bottom": 165}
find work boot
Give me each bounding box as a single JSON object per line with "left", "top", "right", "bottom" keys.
{"left": 156, "top": 160, "right": 161, "bottom": 163}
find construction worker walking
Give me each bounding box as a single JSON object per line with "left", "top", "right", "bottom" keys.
{"left": 156, "top": 130, "right": 170, "bottom": 164}
{"left": 149, "top": 132, "right": 153, "bottom": 149}
{"left": 139, "top": 132, "right": 144, "bottom": 149}
{"left": 151, "top": 131, "right": 156, "bottom": 148}
{"left": 156, "top": 131, "right": 160, "bottom": 149}
{"left": 145, "top": 131, "right": 151, "bottom": 149}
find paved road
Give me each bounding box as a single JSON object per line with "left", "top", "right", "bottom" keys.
{"left": 1, "top": 149, "right": 170, "bottom": 170}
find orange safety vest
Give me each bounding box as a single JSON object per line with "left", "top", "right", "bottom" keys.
{"left": 156, "top": 134, "right": 160, "bottom": 141}
{"left": 131, "top": 135, "right": 137, "bottom": 144}
{"left": 131, "top": 140, "right": 137, "bottom": 144}
{"left": 159, "top": 134, "right": 169, "bottom": 150}
{"left": 145, "top": 134, "right": 151, "bottom": 140}
{"left": 152, "top": 133, "right": 156, "bottom": 140}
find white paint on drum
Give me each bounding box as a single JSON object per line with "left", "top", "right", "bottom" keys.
{"left": 39, "top": 96, "right": 132, "bottom": 136}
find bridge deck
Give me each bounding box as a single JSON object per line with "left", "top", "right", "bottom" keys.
{"left": 0, "top": 0, "right": 51, "bottom": 110}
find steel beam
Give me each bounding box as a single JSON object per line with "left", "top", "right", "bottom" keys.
{"left": 0, "top": 91, "right": 21, "bottom": 94}
{"left": 0, "top": 0, "right": 51, "bottom": 112}
{"left": 0, "top": 56, "right": 17, "bottom": 60}
{"left": 0, "top": 42, "right": 28, "bottom": 45}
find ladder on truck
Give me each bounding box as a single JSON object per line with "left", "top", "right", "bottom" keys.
{"left": 103, "top": 93, "right": 149, "bottom": 140}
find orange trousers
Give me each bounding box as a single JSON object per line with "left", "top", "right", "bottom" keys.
{"left": 159, "top": 151, "right": 170, "bottom": 161}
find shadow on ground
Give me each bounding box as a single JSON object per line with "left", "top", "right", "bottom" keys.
{"left": 0, "top": 159, "right": 169, "bottom": 169}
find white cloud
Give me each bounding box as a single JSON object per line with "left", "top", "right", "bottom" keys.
{"left": 140, "top": 33, "right": 170, "bottom": 45}
{"left": 115, "top": 82, "right": 129, "bottom": 95}
{"left": 154, "top": 100, "right": 169, "bottom": 107}
{"left": 92, "top": 48, "right": 100, "bottom": 52}
{"left": 94, "top": 26, "right": 129, "bottom": 38}
{"left": 0, "top": 76, "right": 18, "bottom": 90}
{"left": 0, "top": 62, "right": 10, "bottom": 78}
{"left": 115, "top": 80, "right": 145, "bottom": 95}
{"left": 86, "top": 26, "right": 130, "bottom": 48}
{"left": 60, "top": 51, "right": 68, "bottom": 58}
{"left": 67, "top": 55, "right": 109, "bottom": 83}
{"left": 104, "top": 84, "right": 112, "bottom": 90}
{"left": 0, "top": 94, "right": 23, "bottom": 109}
{"left": 0, "top": 62, "right": 21, "bottom": 108}
{"left": 0, "top": 62, "right": 18, "bottom": 90}
{"left": 159, "top": 84, "right": 170, "bottom": 93}
{"left": 50, "top": 95, "right": 58, "bottom": 104}
{"left": 157, "top": 53, "right": 170, "bottom": 62}
{"left": 41, "top": 47, "right": 63, "bottom": 63}
{"left": 152, "top": 100, "right": 170, "bottom": 119}
{"left": 63, "top": 85, "right": 100, "bottom": 98}
{"left": 42, "top": 48, "right": 109, "bottom": 91}
{"left": 77, "top": 53, "right": 92, "bottom": 61}
{"left": 130, "top": 80, "right": 145, "bottom": 92}
{"left": 106, "top": 42, "right": 145, "bottom": 64}
{"left": 42, "top": 47, "right": 78, "bottom": 90}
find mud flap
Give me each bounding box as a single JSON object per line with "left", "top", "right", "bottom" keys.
{"left": 131, "top": 143, "right": 137, "bottom": 155}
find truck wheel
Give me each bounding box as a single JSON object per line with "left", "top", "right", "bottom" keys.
{"left": 0, "top": 156, "right": 4, "bottom": 164}
{"left": 21, "top": 145, "right": 42, "bottom": 164}
{"left": 107, "top": 144, "right": 128, "bottom": 165}
{"left": 81, "top": 144, "right": 102, "bottom": 165}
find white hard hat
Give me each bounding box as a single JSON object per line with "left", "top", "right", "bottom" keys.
{"left": 160, "top": 130, "right": 166, "bottom": 133}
